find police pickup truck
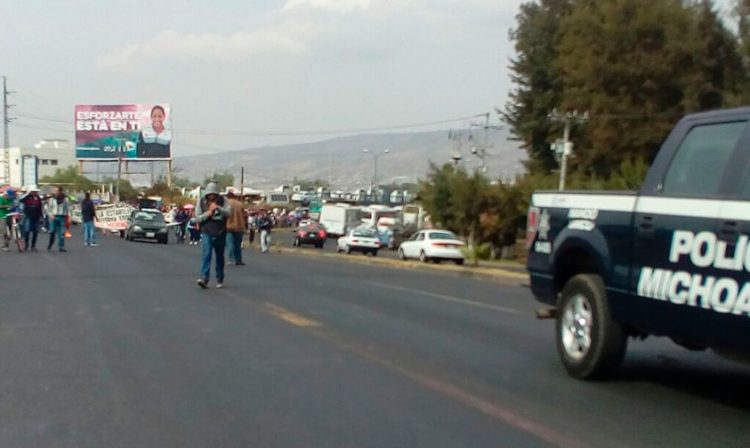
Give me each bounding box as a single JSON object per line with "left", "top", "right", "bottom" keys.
{"left": 527, "top": 107, "right": 750, "bottom": 379}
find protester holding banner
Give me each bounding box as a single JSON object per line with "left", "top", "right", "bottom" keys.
{"left": 195, "top": 182, "right": 231, "bottom": 289}
{"left": 47, "top": 187, "right": 71, "bottom": 252}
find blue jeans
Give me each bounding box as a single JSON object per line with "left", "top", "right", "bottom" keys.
{"left": 83, "top": 220, "right": 96, "bottom": 245}
{"left": 200, "top": 233, "right": 226, "bottom": 283}
{"left": 227, "top": 231, "right": 243, "bottom": 263}
{"left": 23, "top": 217, "right": 39, "bottom": 250}
{"left": 47, "top": 216, "right": 66, "bottom": 250}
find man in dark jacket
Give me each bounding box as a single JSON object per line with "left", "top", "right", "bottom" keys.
{"left": 81, "top": 192, "right": 98, "bottom": 247}
{"left": 20, "top": 186, "right": 43, "bottom": 251}
{"left": 194, "top": 182, "right": 231, "bottom": 289}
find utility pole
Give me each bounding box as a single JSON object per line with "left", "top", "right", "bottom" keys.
{"left": 240, "top": 166, "right": 245, "bottom": 198}
{"left": 470, "top": 112, "right": 503, "bottom": 174}
{"left": 548, "top": 109, "right": 589, "bottom": 191}
{"left": 3, "top": 77, "right": 16, "bottom": 184}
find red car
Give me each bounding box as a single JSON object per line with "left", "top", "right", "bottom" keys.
{"left": 292, "top": 223, "right": 327, "bottom": 249}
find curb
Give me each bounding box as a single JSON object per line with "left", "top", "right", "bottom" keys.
{"left": 274, "top": 246, "right": 529, "bottom": 283}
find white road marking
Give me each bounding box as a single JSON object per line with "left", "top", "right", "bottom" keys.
{"left": 366, "top": 281, "right": 520, "bottom": 315}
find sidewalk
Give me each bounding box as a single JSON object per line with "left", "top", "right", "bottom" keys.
{"left": 275, "top": 246, "right": 529, "bottom": 283}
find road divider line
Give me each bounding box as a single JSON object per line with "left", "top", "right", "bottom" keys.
{"left": 261, "top": 303, "right": 322, "bottom": 327}
{"left": 222, "top": 291, "right": 583, "bottom": 448}
{"left": 366, "top": 281, "right": 521, "bottom": 315}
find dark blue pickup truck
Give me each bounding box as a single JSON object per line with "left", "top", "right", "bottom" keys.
{"left": 527, "top": 107, "right": 750, "bottom": 379}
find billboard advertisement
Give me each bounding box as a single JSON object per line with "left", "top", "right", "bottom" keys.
{"left": 75, "top": 104, "right": 172, "bottom": 160}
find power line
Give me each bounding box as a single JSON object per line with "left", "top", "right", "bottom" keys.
{"left": 13, "top": 112, "right": 481, "bottom": 137}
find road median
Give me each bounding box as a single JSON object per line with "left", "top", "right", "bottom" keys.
{"left": 274, "top": 246, "right": 529, "bottom": 283}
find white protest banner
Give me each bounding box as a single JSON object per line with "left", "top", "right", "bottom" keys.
{"left": 95, "top": 203, "right": 134, "bottom": 231}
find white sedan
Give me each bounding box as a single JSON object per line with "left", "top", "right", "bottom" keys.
{"left": 398, "top": 230, "right": 465, "bottom": 265}
{"left": 337, "top": 228, "right": 381, "bottom": 256}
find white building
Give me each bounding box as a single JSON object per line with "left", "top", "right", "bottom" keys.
{"left": 1, "top": 139, "right": 77, "bottom": 187}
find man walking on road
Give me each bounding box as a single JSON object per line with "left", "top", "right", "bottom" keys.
{"left": 257, "top": 210, "right": 272, "bottom": 253}
{"left": 19, "top": 186, "right": 43, "bottom": 251}
{"left": 195, "top": 182, "right": 231, "bottom": 289}
{"left": 47, "top": 186, "right": 70, "bottom": 252}
{"left": 81, "top": 192, "right": 98, "bottom": 247}
{"left": 226, "top": 191, "right": 246, "bottom": 266}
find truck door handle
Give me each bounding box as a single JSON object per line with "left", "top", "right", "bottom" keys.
{"left": 719, "top": 221, "right": 739, "bottom": 241}
{"left": 639, "top": 215, "right": 654, "bottom": 231}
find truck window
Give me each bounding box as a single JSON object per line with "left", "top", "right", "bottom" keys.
{"left": 662, "top": 121, "right": 746, "bottom": 197}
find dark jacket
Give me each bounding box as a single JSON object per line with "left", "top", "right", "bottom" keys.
{"left": 21, "top": 194, "right": 44, "bottom": 220}
{"left": 81, "top": 199, "right": 96, "bottom": 223}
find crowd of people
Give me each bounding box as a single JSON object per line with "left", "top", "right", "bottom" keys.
{"left": 1, "top": 181, "right": 297, "bottom": 291}
{"left": 0, "top": 185, "right": 91, "bottom": 253}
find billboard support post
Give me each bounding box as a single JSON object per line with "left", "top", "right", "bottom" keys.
{"left": 167, "top": 159, "right": 172, "bottom": 188}
{"left": 115, "top": 155, "right": 122, "bottom": 203}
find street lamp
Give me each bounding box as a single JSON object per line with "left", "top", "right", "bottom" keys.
{"left": 362, "top": 148, "right": 390, "bottom": 203}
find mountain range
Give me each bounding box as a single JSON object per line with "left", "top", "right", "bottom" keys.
{"left": 173, "top": 129, "right": 526, "bottom": 189}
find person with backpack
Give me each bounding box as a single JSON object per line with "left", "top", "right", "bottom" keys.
{"left": 194, "top": 182, "right": 231, "bottom": 289}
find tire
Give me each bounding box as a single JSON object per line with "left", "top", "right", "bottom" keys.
{"left": 345, "top": 245, "right": 352, "bottom": 255}
{"left": 556, "top": 274, "right": 627, "bottom": 380}
{"left": 433, "top": 259, "right": 441, "bottom": 264}
{"left": 398, "top": 248, "right": 406, "bottom": 260}
{"left": 316, "top": 242, "right": 324, "bottom": 249}
{"left": 371, "top": 250, "right": 378, "bottom": 257}
{"left": 419, "top": 251, "right": 428, "bottom": 263}
{"left": 454, "top": 259, "right": 464, "bottom": 266}
{"left": 293, "top": 238, "right": 299, "bottom": 247}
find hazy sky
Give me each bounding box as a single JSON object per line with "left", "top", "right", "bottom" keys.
{"left": 1, "top": 0, "right": 737, "bottom": 156}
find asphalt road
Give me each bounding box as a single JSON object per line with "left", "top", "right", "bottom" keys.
{"left": 1, "top": 232, "right": 749, "bottom": 448}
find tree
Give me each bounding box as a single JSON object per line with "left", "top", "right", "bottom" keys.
{"left": 555, "top": 0, "right": 743, "bottom": 175}
{"left": 735, "top": 0, "right": 750, "bottom": 101}
{"left": 102, "top": 177, "right": 138, "bottom": 201}
{"left": 293, "top": 178, "right": 330, "bottom": 190}
{"left": 203, "top": 171, "right": 234, "bottom": 190}
{"left": 503, "top": 0, "right": 574, "bottom": 174}
{"left": 40, "top": 166, "right": 95, "bottom": 192}
{"left": 418, "top": 164, "right": 491, "bottom": 250}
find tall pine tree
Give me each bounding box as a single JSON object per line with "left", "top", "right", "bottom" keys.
{"left": 503, "top": 0, "right": 574, "bottom": 175}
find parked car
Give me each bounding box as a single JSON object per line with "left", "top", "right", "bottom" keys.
{"left": 398, "top": 230, "right": 465, "bottom": 264}
{"left": 125, "top": 209, "right": 169, "bottom": 244}
{"left": 293, "top": 222, "right": 327, "bottom": 248}
{"left": 337, "top": 228, "right": 381, "bottom": 256}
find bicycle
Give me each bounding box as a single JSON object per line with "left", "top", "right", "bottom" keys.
{"left": 6, "top": 212, "right": 24, "bottom": 253}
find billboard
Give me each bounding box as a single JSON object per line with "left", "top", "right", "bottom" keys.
{"left": 75, "top": 104, "right": 172, "bottom": 160}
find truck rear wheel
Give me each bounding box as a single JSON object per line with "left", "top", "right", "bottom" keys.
{"left": 556, "top": 274, "right": 626, "bottom": 380}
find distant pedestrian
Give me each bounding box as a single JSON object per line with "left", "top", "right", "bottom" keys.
{"left": 195, "top": 182, "right": 231, "bottom": 289}
{"left": 226, "top": 192, "right": 246, "bottom": 266}
{"left": 174, "top": 207, "right": 189, "bottom": 244}
{"left": 0, "top": 189, "right": 14, "bottom": 252}
{"left": 19, "top": 185, "right": 43, "bottom": 251}
{"left": 187, "top": 215, "right": 200, "bottom": 245}
{"left": 46, "top": 186, "right": 70, "bottom": 252}
{"left": 258, "top": 210, "right": 272, "bottom": 253}
{"left": 247, "top": 213, "right": 256, "bottom": 244}
{"left": 81, "top": 192, "right": 98, "bottom": 247}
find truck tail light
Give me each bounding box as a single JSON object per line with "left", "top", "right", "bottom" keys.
{"left": 526, "top": 206, "right": 540, "bottom": 250}
{"left": 319, "top": 230, "right": 327, "bottom": 238}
